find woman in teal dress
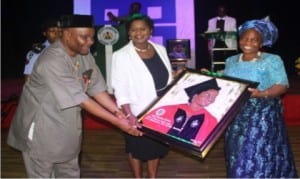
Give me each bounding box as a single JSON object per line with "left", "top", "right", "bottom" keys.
{"left": 223, "top": 17, "right": 298, "bottom": 178}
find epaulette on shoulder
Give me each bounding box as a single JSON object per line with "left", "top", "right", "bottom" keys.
{"left": 31, "top": 43, "right": 46, "bottom": 53}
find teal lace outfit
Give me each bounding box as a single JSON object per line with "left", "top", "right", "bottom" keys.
{"left": 223, "top": 52, "right": 298, "bottom": 178}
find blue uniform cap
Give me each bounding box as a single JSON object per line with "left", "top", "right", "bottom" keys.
{"left": 41, "top": 18, "right": 60, "bottom": 32}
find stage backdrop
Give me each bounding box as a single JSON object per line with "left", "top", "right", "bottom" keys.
{"left": 74, "top": 0, "right": 196, "bottom": 91}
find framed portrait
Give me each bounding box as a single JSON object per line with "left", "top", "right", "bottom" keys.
{"left": 138, "top": 69, "right": 259, "bottom": 159}
{"left": 166, "top": 39, "right": 191, "bottom": 61}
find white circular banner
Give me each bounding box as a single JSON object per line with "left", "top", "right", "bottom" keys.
{"left": 97, "top": 26, "right": 119, "bottom": 45}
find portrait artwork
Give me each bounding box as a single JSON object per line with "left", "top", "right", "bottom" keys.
{"left": 138, "top": 69, "right": 258, "bottom": 158}
{"left": 166, "top": 39, "right": 191, "bottom": 61}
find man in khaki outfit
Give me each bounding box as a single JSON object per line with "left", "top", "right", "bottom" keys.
{"left": 7, "top": 14, "right": 142, "bottom": 178}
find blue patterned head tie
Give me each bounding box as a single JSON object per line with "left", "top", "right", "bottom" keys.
{"left": 238, "top": 17, "right": 278, "bottom": 47}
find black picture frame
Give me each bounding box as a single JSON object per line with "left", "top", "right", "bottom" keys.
{"left": 138, "top": 69, "right": 259, "bottom": 159}
{"left": 166, "top": 39, "right": 191, "bottom": 61}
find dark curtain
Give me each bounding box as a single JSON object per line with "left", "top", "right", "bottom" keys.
{"left": 193, "top": 0, "right": 299, "bottom": 75}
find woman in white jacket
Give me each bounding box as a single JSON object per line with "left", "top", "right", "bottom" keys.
{"left": 111, "top": 14, "right": 173, "bottom": 178}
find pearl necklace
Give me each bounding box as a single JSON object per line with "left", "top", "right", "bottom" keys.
{"left": 134, "top": 44, "right": 150, "bottom": 52}
{"left": 239, "top": 51, "right": 262, "bottom": 62}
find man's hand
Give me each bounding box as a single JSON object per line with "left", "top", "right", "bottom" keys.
{"left": 127, "top": 114, "right": 142, "bottom": 128}
{"left": 127, "top": 126, "right": 143, "bottom": 136}
{"left": 118, "top": 117, "right": 143, "bottom": 136}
